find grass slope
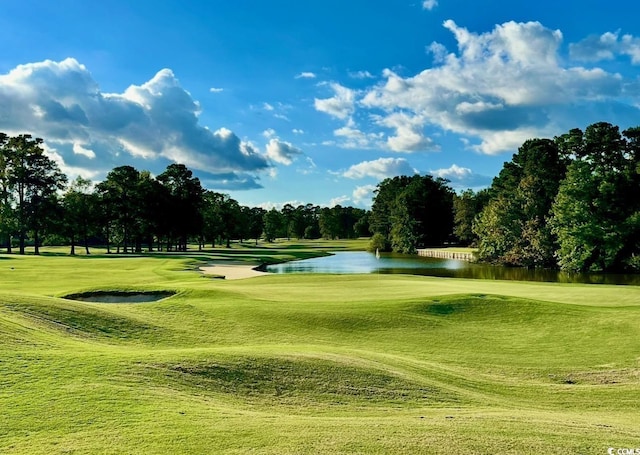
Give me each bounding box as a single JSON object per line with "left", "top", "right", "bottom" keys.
{"left": 1, "top": 244, "right": 639, "bottom": 454}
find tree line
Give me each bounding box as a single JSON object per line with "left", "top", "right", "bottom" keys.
{"left": 451, "top": 122, "right": 640, "bottom": 273}
{"left": 2, "top": 121, "right": 639, "bottom": 274}
{"left": 0, "top": 133, "right": 370, "bottom": 255}
{"left": 363, "top": 121, "right": 639, "bottom": 273}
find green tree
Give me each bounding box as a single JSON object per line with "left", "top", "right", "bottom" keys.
{"left": 453, "top": 189, "right": 489, "bottom": 246}
{"left": 5, "top": 135, "right": 67, "bottom": 254}
{"left": 201, "top": 191, "right": 225, "bottom": 247}
{"left": 96, "top": 165, "right": 141, "bottom": 253}
{"left": 281, "top": 204, "right": 295, "bottom": 240}
{"left": 62, "top": 177, "right": 99, "bottom": 255}
{"left": 247, "top": 207, "right": 266, "bottom": 245}
{"left": 300, "top": 204, "right": 321, "bottom": 239}
{"left": 0, "top": 133, "right": 15, "bottom": 253}
{"left": 473, "top": 195, "right": 521, "bottom": 263}
{"left": 136, "top": 171, "right": 168, "bottom": 252}
{"left": 551, "top": 123, "right": 640, "bottom": 272}
{"left": 475, "top": 138, "right": 566, "bottom": 267}
{"left": 263, "top": 208, "right": 284, "bottom": 242}
{"left": 157, "top": 164, "right": 204, "bottom": 251}
{"left": 371, "top": 175, "right": 453, "bottom": 253}
{"left": 219, "top": 195, "right": 241, "bottom": 248}
{"left": 318, "top": 206, "right": 341, "bottom": 239}
{"left": 369, "top": 176, "right": 414, "bottom": 241}
{"left": 353, "top": 211, "right": 371, "bottom": 238}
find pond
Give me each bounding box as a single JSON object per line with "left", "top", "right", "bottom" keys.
{"left": 265, "top": 251, "right": 640, "bottom": 285}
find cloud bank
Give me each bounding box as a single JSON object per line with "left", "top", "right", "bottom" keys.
{"left": 315, "top": 20, "right": 640, "bottom": 156}
{"left": 0, "top": 58, "right": 270, "bottom": 188}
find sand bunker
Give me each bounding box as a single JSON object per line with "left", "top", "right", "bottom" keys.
{"left": 199, "top": 264, "right": 268, "bottom": 280}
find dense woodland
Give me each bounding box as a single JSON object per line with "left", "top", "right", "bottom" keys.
{"left": 455, "top": 122, "right": 640, "bottom": 273}
{"left": 1, "top": 121, "right": 639, "bottom": 273}
{"left": 0, "top": 133, "right": 370, "bottom": 255}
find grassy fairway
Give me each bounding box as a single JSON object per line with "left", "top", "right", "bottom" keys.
{"left": 1, "top": 245, "right": 639, "bottom": 454}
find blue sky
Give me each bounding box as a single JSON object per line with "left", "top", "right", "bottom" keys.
{"left": 1, "top": 1, "right": 639, "bottom": 208}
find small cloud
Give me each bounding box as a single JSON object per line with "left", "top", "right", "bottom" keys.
{"left": 265, "top": 138, "right": 303, "bottom": 165}
{"left": 262, "top": 128, "right": 276, "bottom": 138}
{"left": 332, "top": 122, "right": 384, "bottom": 149}
{"left": 263, "top": 102, "right": 275, "bottom": 111}
{"left": 431, "top": 164, "right": 472, "bottom": 179}
{"left": 292, "top": 128, "right": 304, "bottom": 134}
{"left": 570, "top": 30, "right": 640, "bottom": 64}
{"left": 209, "top": 87, "right": 224, "bottom": 93}
{"left": 72, "top": 142, "right": 96, "bottom": 159}
{"left": 348, "top": 70, "right": 375, "bottom": 79}
{"left": 430, "top": 164, "right": 492, "bottom": 190}
{"left": 422, "top": 0, "right": 438, "bottom": 10}
{"left": 200, "top": 172, "right": 264, "bottom": 191}
{"left": 297, "top": 157, "right": 317, "bottom": 175}
{"left": 330, "top": 195, "right": 350, "bottom": 207}
{"left": 314, "top": 83, "right": 356, "bottom": 120}
{"left": 295, "top": 72, "right": 317, "bottom": 79}
{"left": 343, "top": 157, "right": 418, "bottom": 179}
{"left": 257, "top": 200, "right": 305, "bottom": 210}
{"left": 427, "top": 42, "right": 448, "bottom": 63}
{"left": 274, "top": 113, "right": 290, "bottom": 121}
{"left": 376, "top": 112, "right": 437, "bottom": 152}
{"left": 352, "top": 184, "right": 376, "bottom": 206}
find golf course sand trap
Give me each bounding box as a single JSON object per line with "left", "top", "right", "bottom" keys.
{"left": 199, "top": 264, "right": 268, "bottom": 280}
{"left": 65, "top": 291, "right": 175, "bottom": 303}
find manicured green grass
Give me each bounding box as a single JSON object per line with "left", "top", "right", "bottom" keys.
{"left": 1, "top": 244, "right": 639, "bottom": 454}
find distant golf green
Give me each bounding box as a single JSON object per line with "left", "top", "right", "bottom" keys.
{"left": 1, "top": 242, "right": 639, "bottom": 454}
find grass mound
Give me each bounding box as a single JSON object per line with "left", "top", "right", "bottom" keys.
{"left": 2, "top": 300, "right": 167, "bottom": 343}
{"left": 64, "top": 290, "right": 175, "bottom": 303}
{"left": 148, "top": 355, "right": 456, "bottom": 408}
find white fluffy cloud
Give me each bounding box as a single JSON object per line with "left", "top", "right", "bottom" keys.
{"left": 72, "top": 143, "right": 95, "bottom": 159}
{"left": 262, "top": 128, "right": 276, "bottom": 138}
{"left": 352, "top": 184, "right": 376, "bottom": 206}
{"left": 295, "top": 72, "right": 317, "bottom": 79}
{"left": 0, "top": 58, "right": 270, "bottom": 185}
{"left": 430, "top": 164, "right": 492, "bottom": 189}
{"left": 570, "top": 31, "right": 640, "bottom": 64}
{"left": 351, "top": 20, "right": 636, "bottom": 155}
{"left": 329, "top": 195, "right": 350, "bottom": 207}
{"left": 422, "top": 0, "right": 438, "bottom": 10}
{"left": 333, "top": 121, "right": 384, "bottom": 149}
{"left": 257, "top": 200, "right": 305, "bottom": 210}
{"left": 314, "top": 83, "right": 356, "bottom": 120}
{"left": 376, "top": 112, "right": 437, "bottom": 152}
{"left": 265, "top": 138, "right": 303, "bottom": 165}
{"left": 343, "top": 157, "right": 418, "bottom": 179}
